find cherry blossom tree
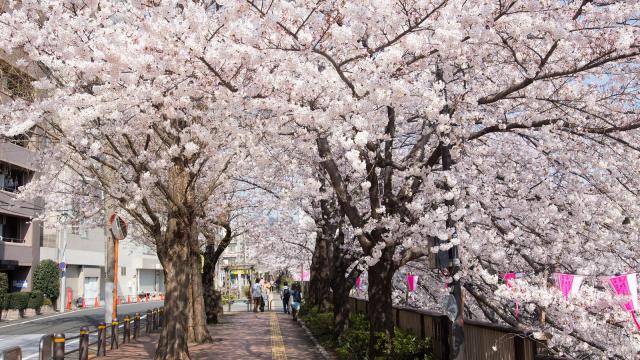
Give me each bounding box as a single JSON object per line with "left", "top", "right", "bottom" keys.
{"left": 0, "top": 2, "right": 258, "bottom": 358}
{"left": 232, "top": 0, "right": 639, "bottom": 357}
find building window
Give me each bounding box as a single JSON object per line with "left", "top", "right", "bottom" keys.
{"left": 120, "top": 267, "right": 126, "bottom": 276}
{"left": 42, "top": 233, "right": 57, "bottom": 248}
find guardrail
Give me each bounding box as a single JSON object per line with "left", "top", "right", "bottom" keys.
{"left": 0, "top": 307, "right": 165, "bottom": 360}
{"left": 349, "top": 297, "right": 541, "bottom": 360}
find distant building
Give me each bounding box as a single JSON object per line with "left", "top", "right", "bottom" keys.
{"left": 40, "top": 225, "right": 164, "bottom": 305}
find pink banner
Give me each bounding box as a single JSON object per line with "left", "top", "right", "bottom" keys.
{"left": 407, "top": 274, "right": 418, "bottom": 292}
{"left": 355, "top": 276, "right": 361, "bottom": 289}
{"left": 554, "top": 273, "right": 584, "bottom": 300}
{"left": 503, "top": 273, "right": 518, "bottom": 320}
{"left": 608, "top": 273, "right": 639, "bottom": 312}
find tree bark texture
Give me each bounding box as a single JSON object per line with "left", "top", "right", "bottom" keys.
{"left": 366, "top": 248, "right": 396, "bottom": 357}
{"left": 202, "top": 224, "right": 231, "bottom": 324}
{"left": 308, "top": 229, "right": 333, "bottom": 311}
{"left": 331, "top": 230, "right": 357, "bottom": 337}
{"left": 155, "top": 217, "right": 192, "bottom": 360}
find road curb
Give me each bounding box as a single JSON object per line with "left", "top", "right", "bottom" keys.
{"left": 296, "top": 318, "right": 334, "bottom": 360}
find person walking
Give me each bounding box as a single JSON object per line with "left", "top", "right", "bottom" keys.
{"left": 280, "top": 282, "right": 291, "bottom": 314}
{"left": 291, "top": 283, "right": 302, "bottom": 321}
{"left": 251, "top": 278, "right": 262, "bottom": 313}
{"left": 260, "top": 280, "right": 270, "bottom": 312}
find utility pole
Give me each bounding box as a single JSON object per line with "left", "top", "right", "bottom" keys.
{"left": 57, "top": 218, "right": 68, "bottom": 312}
{"left": 441, "top": 143, "right": 464, "bottom": 360}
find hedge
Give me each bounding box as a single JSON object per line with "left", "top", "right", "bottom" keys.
{"left": 0, "top": 273, "right": 7, "bottom": 309}
{"left": 28, "top": 290, "right": 44, "bottom": 310}
{"left": 33, "top": 260, "right": 60, "bottom": 301}
{"left": 6, "top": 292, "right": 30, "bottom": 311}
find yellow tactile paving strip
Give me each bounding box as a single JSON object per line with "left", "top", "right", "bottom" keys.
{"left": 270, "top": 312, "right": 288, "bottom": 360}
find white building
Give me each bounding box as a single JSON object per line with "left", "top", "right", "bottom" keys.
{"left": 40, "top": 225, "right": 164, "bottom": 305}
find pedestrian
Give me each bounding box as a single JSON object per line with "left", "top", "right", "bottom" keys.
{"left": 281, "top": 282, "right": 291, "bottom": 314}
{"left": 291, "top": 283, "right": 302, "bottom": 321}
{"left": 251, "top": 278, "right": 262, "bottom": 313}
{"left": 261, "top": 280, "right": 270, "bottom": 312}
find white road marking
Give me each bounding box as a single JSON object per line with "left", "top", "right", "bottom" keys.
{"left": 0, "top": 301, "right": 162, "bottom": 329}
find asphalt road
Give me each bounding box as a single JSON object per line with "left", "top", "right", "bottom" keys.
{"left": 0, "top": 301, "right": 163, "bottom": 359}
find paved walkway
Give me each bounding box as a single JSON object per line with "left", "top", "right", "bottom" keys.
{"left": 103, "top": 311, "right": 325, "bottom": 359}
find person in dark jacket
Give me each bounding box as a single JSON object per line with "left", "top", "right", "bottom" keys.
{"left": 290, "top": 283, "right": 302, "bottom": 321}
{"left": 281, "top": 282, "right": 291, "bottom": 314}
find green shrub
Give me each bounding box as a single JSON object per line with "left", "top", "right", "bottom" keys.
{"left": 0, "top": 273, "right": 8, "bottom": 309}
{"left": 301, "top": 306, "right": 337, "bottom": 347}
{"left": 32, "top": 260, "right": 60, "bottom": 302}
{"left": 28, "top": 290, "right": 44, "bottom": 310}
{"left": 6, "top": 292, "right": 30, "bottom": 311}
{"left": 43, "top": 297, "right": 53, "bottom": 307}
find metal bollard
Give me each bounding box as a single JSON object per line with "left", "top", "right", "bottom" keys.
{"left": 153, "top": 308, "right": 159, "bottom": 331}
{"left": 53, "top": 333, "right": 65, "bottom": 360}
{"left": 39, "top": 334, "right": 53, "bottom": 360}
{"left": 0, "top": 346, "right": 22, "bottom": 360}
{"left": 134, "top": 313, "right": 141, "bottom": 339}
{"left": 97, "top": 322, "right": 107, "bottom": 356}
{"left": 146, "top": 310, "right": 152, "bottom": 334}
{"left": 79, "top": 327, "right": 89, "bottom": 360}
{"left": 110, "top": 319, "right": 119, "bottom": 350}
{"left": 123, "top": 315, "right": 130, "bottom": 344}
{"left": 158, "top": 308, "right": 164, "bottom": 328}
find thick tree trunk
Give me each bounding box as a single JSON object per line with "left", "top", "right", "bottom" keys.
{"left": 330, "top": 229, "right": 355, "bottom": 336}
{"left": 367, "top": 248, "right": 396, "bottom": 357}
{"left": 308, "top": 230, "right": 332, "bottom": 311}
{"left": 187, "top": 222, "right": 211, "bottom": 344}
{"left": 155, "top": 219, "right": 191, "bottom": 360}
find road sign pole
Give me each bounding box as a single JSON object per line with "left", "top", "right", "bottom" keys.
{"left": 113, "top": 237, "right": 119, "bottom": 320}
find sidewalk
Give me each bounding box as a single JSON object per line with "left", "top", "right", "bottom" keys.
{"left": 103, "top": 311, "right": 325, "bottom": 359}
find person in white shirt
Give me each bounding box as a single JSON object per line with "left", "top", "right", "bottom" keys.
{"left": 251, "top": 278, "right": 262, "bottom": 313}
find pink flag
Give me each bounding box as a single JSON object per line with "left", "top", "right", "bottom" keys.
{"left": 608, "top": 273, "right": 640, "bottom": 331}
{"left": 503, "top": 273, "right": 518, "bottom": 320}
{"left": 503, "top": 272, "right": 516, "bottom": 288}
{"left": 608, "top": 273, "right": 639, "bottom": 312}
{"left": 407, "top": 274, "right": 418, "bottom": 292}
{"left": 355, "top": 276, "right": 361, "bottom": 289}
{"left": 554, "top": 273, "right": 584, "bottom": 300}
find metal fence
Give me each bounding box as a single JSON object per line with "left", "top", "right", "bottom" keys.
{"left": 0, "top": 307, "right": 164, "bottom": 360}
{"left": 349, "top": 298, "right": 540, "bottom": 360}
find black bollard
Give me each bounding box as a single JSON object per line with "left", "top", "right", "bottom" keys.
{"left": 53, "top": 333, "right": 65, "bottom": 360}
{"left": 153, "top": 308, "right": 159, "bottom": 331}
{"left": 134, "top": 313, "right": 140, "bottom": 339}
{"left": 146, "top": 310, "right": 152, "bottom": 334}
{"left": 79, "top": 327, "right": 89, "bottom": 360}
{"left": 158, "top": 308, "right": 164, "bottom": 328}
{"left": 110, "top": 318, "right": 119, "bottom": 350}
{"left": 97, "top": 322, "right": 106, "bottom": 356}
{"left": 123, "top": 315, "right": 130, "bottom": 344}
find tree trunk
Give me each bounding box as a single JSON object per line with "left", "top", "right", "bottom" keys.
{"left": 202, "top": 243, "right": 219, "bottom": 324}
{"left": 330, "top": 229, "right": 355, "bottom": 336}
{"left": 367, "top": 248, "right": 396, "bottom": 357}
{"left": 187, "top": 226, "right": 212, "bottom": 344}
{"left": 155, "top": 219, "right": 191, "bottom": 360}
{"left": 202, "top": 224, "right": 231, "bottom": 324}
{"left": 308, "top": 230, "right": 332, "bottom": 311}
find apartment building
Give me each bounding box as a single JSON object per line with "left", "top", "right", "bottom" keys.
{"left": 0, "top": 53, "right": 43, "bottom": 292}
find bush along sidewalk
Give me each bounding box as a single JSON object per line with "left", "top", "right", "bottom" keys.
{"left": 2, "top": 290, "right": 54, "bottom": 320}
{"left": 299, "top": 304, "right": 433, "bottom": 360}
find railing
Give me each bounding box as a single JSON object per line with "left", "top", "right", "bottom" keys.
{"left": 30, "top": 307, "right": 164, "bottom": 360}
{"left": 349, "top": 298, "right": 540, "bottom": 360}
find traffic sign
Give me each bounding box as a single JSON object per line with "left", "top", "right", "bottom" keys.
{"left": 109, "top": 214, "right": 128, "bottom": 240}
{"left": 59, "top": 262, "right": 66, "bottom": 270}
